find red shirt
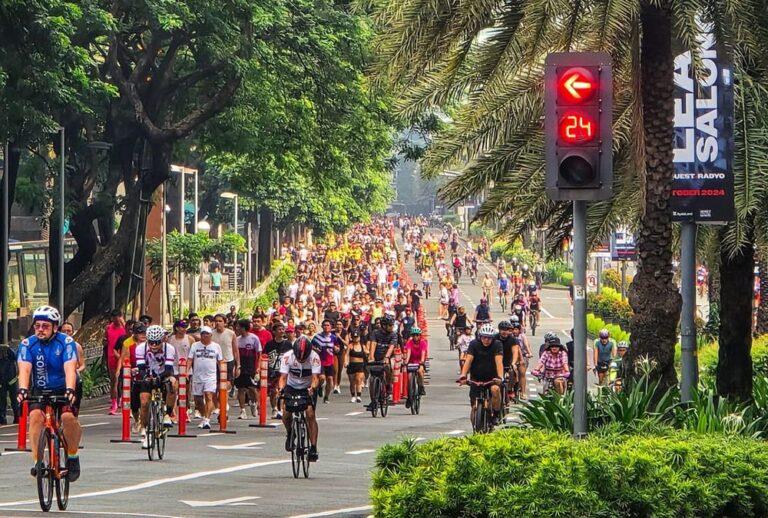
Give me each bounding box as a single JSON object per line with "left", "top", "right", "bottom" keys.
{"left": 404, "top": 338, "right": 428, "bottom": 364}
{"left": 251, "top": 328, "right": 273, "bottom": 349}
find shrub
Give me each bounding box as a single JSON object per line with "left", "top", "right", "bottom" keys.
{"left": 602, "top": 267, "right": 622, "bottom": 290}
{"left": 698, "top": 335, "right": 768, "bottom": 382}
{"left": 544, "top": 259, "right": 569, "bottom": 283}
{"left": 371, "top": 428, "right": 768, "bottom": 517}
{"left": 559, "top": 271, "right": 573, "bottom": 286}
{"left": 489, "top": 239, "right": 538, "bottom": 267}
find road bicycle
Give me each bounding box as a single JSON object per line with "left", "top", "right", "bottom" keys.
{"left": 367, "top": 361, "right": 389, "bottom": 418}
{"left": 447, "top": 326, "right": 458, "bottom": 351}
{"left": 29, "top": 392, "right": 71, "bottom": 512}
{"left": 467, "top": 380, "right": 499, "bottom": 434}
{"left": 453, "top": 266, "right": 462, "bottom": 283}
{"left": 498, "top": 290, "right": 509, "bottom": 312}
{"left": 145, "top": 378, "right": 169, "bottom": 461}
{"left": 406, "top": 364, "right": 422, "bottom": 415}
{"left": 468, "top": 266, "right": 477, "bottom": 285}
{"left": 528, "top": 308, "right": 540, "bottom": 336}
{"left": 284, "top": 393, "right": 311, "bottom": 478}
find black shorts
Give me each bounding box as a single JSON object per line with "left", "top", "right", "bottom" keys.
{"left": 596, "top": 361, "right": 610, "bottom": 373}
{"left": 135, "top": 377, "right": 170, "bottom": 395}
{"left": 469, "top": 382, "right": 496, "bottom": 403}
{"left": 283, "top": 385, "right": 317, "bottom": 411}
{"left": 322, "top": 365, "right": 335, "bottom": 378}
{"left": 28, "top": 389, "right": 78, "bottom": 418}
{"left": 347, "top": 362, "right": 366, "bottom": 375}
{"left": 234, "top": 372, "right": 258, "bottom": 389}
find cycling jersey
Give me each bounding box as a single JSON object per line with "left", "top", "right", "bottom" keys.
{"left": 370, "top": 329, "right": 398, "bottom": 361}
{"left": 311, "top": 332, "right": 337, "bottom": 367}
{"left": 280, "top": 350, "right": 321, "bottom": 390}
{"left": 529, "top": 295, "right": 541, "bottom": 309}
{"left": 595, "top": 339, "right": 616, "bottom": 363}
{"left": 475, "top": 304, "right": 490, "bottom": 321}
{"left": 135, "top": 342, "right": 176, "bottom": 379}
{"left": 498, "top": 279, "right": 509, "bottom": 291}
{"left": 18, "top": 333, "right": 78, "bottom": 391}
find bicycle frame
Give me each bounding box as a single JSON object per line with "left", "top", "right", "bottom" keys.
{"left": 42, "top": 403, "right": 66, "bottom": 481}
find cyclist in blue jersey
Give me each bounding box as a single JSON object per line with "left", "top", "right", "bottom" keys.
{"left": 17, "top": 306, "right": 82, "bottom": 481}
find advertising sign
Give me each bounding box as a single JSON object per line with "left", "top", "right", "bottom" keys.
{"left": 611, "top": 229, "right": 637, "bottom": 261}
{"left": 671, "top": 20, "right": 734, "bottom": 223}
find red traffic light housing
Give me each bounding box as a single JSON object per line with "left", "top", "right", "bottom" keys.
{"left": 545, "top": 53, "right": 612, "bottom": 201}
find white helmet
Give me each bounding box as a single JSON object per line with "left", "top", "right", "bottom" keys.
{"left": 146, "top": 325, "right": 166, "bottom": 343}
{"left": 478, "top": 323, "right": 496, "bottom": 338}
{"left": 33, "top": 305, "right": 61, "bottom": 326}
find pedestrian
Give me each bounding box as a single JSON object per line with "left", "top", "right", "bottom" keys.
{"left": 0, "top": 342, "right": 19, "bottom": 424}
{"left": 104, "top": 309, "right": 127, "bottom": 415}
{"left": 188, "top": 326, "right": 223, "bottom": 430}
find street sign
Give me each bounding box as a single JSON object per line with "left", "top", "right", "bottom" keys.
{"left": 545, "top": 52, "right": 613, "bottom": 201}
{"left": 672, "top": 21, "right": 734, "bottom": 223}
{"left": 586, "top": 271, "right": 598, "bottom": 292}
{"left": 611, "top": 229, "right": 637, "bottom": 261}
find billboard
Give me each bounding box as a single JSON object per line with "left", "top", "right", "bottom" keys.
{"left": 611, "top": 229, "right": 637, "bottom": 261}
{"left": 671, "top": 20, "right": 734, "bottom": 223}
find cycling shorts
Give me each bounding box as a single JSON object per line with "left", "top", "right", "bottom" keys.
{"left": 283, "top": 385, "right": 317, "bottom": 411}
{"left": 28, "top": 388, "right": 78, "bottom": 417}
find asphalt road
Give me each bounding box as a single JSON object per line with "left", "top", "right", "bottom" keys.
{"left": 0, "top": 249, "right": 575, "bottom": 518}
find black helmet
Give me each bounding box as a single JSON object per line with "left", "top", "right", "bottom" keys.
{"left": 498, "top": 320, "right": 512, "bottom": 331}
{"left": 293, "top": 336, "right": 312, "bottom": 362}
{"left": 381, "top": 315, "right": 394, "bottom": 327}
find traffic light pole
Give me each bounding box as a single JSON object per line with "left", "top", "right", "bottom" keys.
{"left": 680, "top": 222, "right": 698, "bottom": 402}
{"left": 572, "top": 200, "right": 588, "bottom": 438}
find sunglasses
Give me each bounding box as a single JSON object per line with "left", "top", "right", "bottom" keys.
{"left": 34, "top": 322, "right": 53, "bottom": 330}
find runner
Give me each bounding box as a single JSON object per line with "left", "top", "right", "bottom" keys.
{"left": 188, "top": 327, "right": 223, "bottom": 430}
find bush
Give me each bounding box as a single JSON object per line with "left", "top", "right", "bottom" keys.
{"left": 602, "top": 267, "right": 622, "bottom": 290}
{"left": 698, "top": 335, "right": 768, "bottom": 382}
{"left": 587, "top": 313, "right": 630, "bottom": 342}
{"left": 371, "top": 427, "right": 768, "bottom": 517}
{"left": 586, "top": 286, "right": 633, "bottom": 324}
{"left": 544, "top": 258, "right": 569, "bottom": 284}
{"left": 489, "top": 239, "right": 538, "bottom": 267}
{"left": 559, "top": 271, "right": 573, "bottom": 286}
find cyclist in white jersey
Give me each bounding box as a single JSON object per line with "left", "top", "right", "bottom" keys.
{"left": 135, "top": 325, "right": 177, "bottom": 447}
{"left": 279, "top": 336, "right": 321, "bottom": 462}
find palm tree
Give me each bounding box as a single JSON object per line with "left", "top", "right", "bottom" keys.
{"left": 364, "top": 0, "right": 768, "bottom": 388}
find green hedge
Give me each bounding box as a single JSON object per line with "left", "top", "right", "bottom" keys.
{"left": 587, "top": 313, "right": 630, "bottom": 342}
{"left": 372, "top": 428, "right": 768, "bottom": 517}
{"left": 489, "top": 239, "right": 538, "bottom": 267}
{"left": 587, "top": 286, "right": 633, "bottom": 323}
{"left": 249, "top": 260, "right": 297, "bottom": 312}
{"left": 698, "top": 335, "right": 768, "bottom": 381}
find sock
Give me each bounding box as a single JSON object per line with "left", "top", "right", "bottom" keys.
{"left": 68, "top": 454, "right": 78, "bottom": 460}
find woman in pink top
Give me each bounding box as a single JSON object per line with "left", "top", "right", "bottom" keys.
{"left": 104, "top": 310, "right": 127, "bottom": 414}
{"left": 403, "top": 327, "right": 428, "bottom": 404}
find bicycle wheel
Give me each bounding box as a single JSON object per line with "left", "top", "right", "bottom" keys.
{"left": 300, "top": 418, "right": 310, "bottom": 478}
{"left": 369, "top": 377, "right": 379, "bottom": 417}
{"left": 147, "top": 403, "right": 156, "bottom": 461}
{"left": 55, "top": 433, "right": 69, "bottom": 510}
{"left": 409, "top": 375, "right": 418, "bottom": 415}
{"left": 155, "top": 404, "right": 166, "bottom": 460}
{"left": 379, "top": 380, "right": 388, "bottom": 418}
{"left": 37, "top": 428, "right": 54, "bottom": 512}
{"left": 290, "top": 418, "right": 301, "bottom": 478}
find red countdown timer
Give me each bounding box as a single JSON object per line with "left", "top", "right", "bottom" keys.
{"left": 559, "top": 113, "right": 597, "bottom": 144}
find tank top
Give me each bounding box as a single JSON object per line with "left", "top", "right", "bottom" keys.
{"left": 348, "top": 343, "right": 366, "bottom": 360}
{"left": 454, "top": 314, "right": 468, "bottom": 328}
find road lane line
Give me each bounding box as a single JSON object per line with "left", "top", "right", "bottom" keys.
{"left": 0, "top": 459, "right": 291, "bottom": 507}
{"left": 0, "top": 509, "right": 183, "bottom": 518}
{"left": 345, "top": 449, "right": 375, "bottom": 455}
{"left": 181, "top": 496, "right": 261, "bottom": 507}
{"left": 288, "top": 505, "right": 374, "bottom": 518}
{"left": 345, "top": 411, "right": 363, "bottom": 416}
{"left": 208, "top": 441, "right": 264, "bottom": 450}
{"left": 540, "top": 306, "right": 555, "bottom": 319}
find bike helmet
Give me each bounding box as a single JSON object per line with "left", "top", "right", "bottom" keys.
{"left": 381, "top": 315, "right": 394, "bottom": 327}
{"left": 146, "top": 325, "right": 166, "bottom": 343}
{"left": 522, "top": 264, "right": 529, "bottom": 271}
{"left": 546, "top": 336, "right": 562, "bottom": 348}
{"left": 511, "top": 322, "right": 522, "bottom": 330}
{"left": 529, "top": 283, "right": 537, "bottom": 291}
{"left": 33, "top": 305, "right": 61, "bottom": 326}
{"left": 617, "top": 341, "right": 629, "bottom": 350}
{"left": 498, "top": 320, "right": 512, "bottom": 331}
{"left": 478, "top": 323, "right": 496, "bottom": 338}
{"left": 410, "top": 326, "right": 422, "bottom": 335}
{"left": 599, "top": 329, "right": 610, "bottom": 339}
{"left": 293, "top": 335, "right": 312, "bottom": 362}
{"left": 544, "top": 331, "right": 558, "bottom": 343}
{"left": 509, "top": 314, "right": 520, "bottom": 323}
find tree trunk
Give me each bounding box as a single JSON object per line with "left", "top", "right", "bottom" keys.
{"left": 258, "top": 207, "right": 273, "bottom": 279}
{"left": 717, "top": 229, "right": 754, "bottom": 400}
{"left": 756, "top": 242, "right": 768, "bottom": 335}
{"left": 625, "top": 1, "right": 681, "bottom": 390}
{"left": 0, "top": 144, "right": 21, "bottom": 309}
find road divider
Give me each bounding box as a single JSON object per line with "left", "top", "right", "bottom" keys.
{"left": 169, "top": 357, "right": 196, "bottom": 438}
{"left": 110, "top": 358, "right": 140, "bottom": 444}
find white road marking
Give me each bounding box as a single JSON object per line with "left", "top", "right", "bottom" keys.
{"left": 0, "top": 509, "right": 183, "bottom": 518}
{"left": 0, "top": 451, "right": 24, "bottom": 456}
{"left": 81, "top": 421, "right": 109, "bottom": 428}
{"left": 316, "top": 417, "right": 329, "bottom": 421}
{"left": 345, "top": 449, "right": 375, "bottom": 455}
{"left": 288, "top": 505, "right": 374, "bottom": 518}
{"left": 540, "top": 306, "right": 555, "bottom": 319}
{"left": 345, "top": 411, "right": 363, "bottom": 416}
{"left": 197, "top": 432, "right": 224, "bottom": 438}
{"left": 208, "top": 441, "right": 264, "bottom": 450}
{"left": 180, "top": 496, "right": 261, "bottom": 507}
{"left": 0, "top": 459, "right": 291, "bottom": 507}
{"left": 444, "top": 430, "right": 465, "bottom": 436}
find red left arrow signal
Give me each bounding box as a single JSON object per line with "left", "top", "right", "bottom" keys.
{"left": 557, "top": 67, "right": 596, "bottom": 103}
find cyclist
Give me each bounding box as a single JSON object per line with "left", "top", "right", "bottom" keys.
{"left": 498, "top": 274, "right": 510, "bottom": 310}
{"left": 452, "top": 254, "right": 462, "bottom": 281}
{"left": 456, "top": 325, "right": 473, "bottom": 372}
{"left": 366, "top": 315, "right": 397, "bottom": 409}
{"left": 481, "top": 273, "right": 495, "bottom": 302}
{"left": 279, "top": 336, "right": 320, "bottom": 462}
{"left": 474, "top": 297, "right": 492, "bottom": 330}
{"left": 528, "top": 286, "right": 541, "bottom": 329}
{"left": 496, "top": 321, "right": 520, "bottom": 402}
{"left": 532, "top": 335, "right": 570, "bottom": 395}
{"left": 449, "top": 306, "right": 471, "bottom": 348}
{"left": 422, "top": 268, "right": 433, "bottom": 300}
{"left": 18, "top": 306, "right": 81, "bottom": 481}
{"left": 511, "top": 319, "right": 532, "bottom": 399}
{"left": 593, "top": 329, "right": 616, "bottom": 386}
{"left": 457, "top": 323, "right": 503, "bottom": 425}
{"left": 403, "top": 327, "right": 428, "bottom": 409}
{"left": 135, "top": 325, "right": 177, "bottom": 448}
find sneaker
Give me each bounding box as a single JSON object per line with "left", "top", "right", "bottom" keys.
{"left": 141, "top": 435, "right": 148, "bottom": 449}
{"left": 419, "top": 386, "right": 426, "bottom": 396}
{"left": 363, "top": 382, "right": 368, "bottom": 389}
{"left": 333, "top": 387, "right": 341, "bottom": 395}
{"left": 405, "top": 398, "right": 412, "bottom": 409}
{"left": 211, "top": 408, "right": 220, "bottom": 417}
{"left": 317, "top": 386, "right": 324, "bottom": 398}
{"left": 65, "top": 456, "right": 81, "bottom": 482}
{"left": 197, "top": 421, "right": 207, "bottom": 429}
{"left": 356, "top": 396, "right": 362, "bottom": 403}
{"left": 275, "top": 410, "right": 283, "bottom": 419}
{"left": 194, "top": 410, "right": 202, "bottom": 419}
{"left": 162, "top": 414, "right": 173, "bottom": 427}
{"left": 250, "top": 402, "right": 257, "bottom": 417}
{"left": 271, "top": 410, "right": 278, "bottom": 419}
{"left": 308, "top": 445, "right": 319, "bottom": 462}
{"left": 285, "top": 431, "right": 293, "bottom": 452}
{"left": 202, "top": 419, "right": 211, "bottom": 430}
{"left": 350, "top": 397, "right": 357, "bottom": 403}
{"left": 238, "top": 409, "right": 247, "bottom": 420}
{"left": 323, "top": 397, "right": 329, "bottom": 404}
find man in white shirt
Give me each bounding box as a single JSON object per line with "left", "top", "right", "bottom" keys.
{"left": 279, "top": 336, "right": 321, "bottom": 462}
{"left": 187, "top": 327, "right": 223, "bottom": 430}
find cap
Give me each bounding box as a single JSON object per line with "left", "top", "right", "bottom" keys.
{"left": 200, "top": 326, "right": 213, "bottom": 335}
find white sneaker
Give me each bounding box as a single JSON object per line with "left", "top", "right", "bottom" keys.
{"left": 202, "top": 419, "right": 211, "bottom": 430}
{"left": 141, "top": 435, "right": 148, "bottom": 449}
{"left": 238, "top": 409, "right": 247, "bottom": 420}
{"left": 162, "top": 414, "right": 173, "bottom": 427}
{"left": 198, "top": 420, "right": 206, "bottom": 429}
{"left": 271, "top": 410, "right": 278, "bottom": 419}
{"left": 276, "top": 411, "right": 283, "bottom": 419}
{"left": 350, "top": 397, "right": 357, "bottom": 403}
{"left": 194, "top": 410, "right": 202, "bottom": 419}
{"left": 363, "top": 382, "right": 368, "bottom": 389}
{"left": 333, "top": 387, "right": 341, "bottom": 394}
{"left": 356, "top": 396, "right": 362, "bottom": 403}
{"left": 250, "top": 402, "right": 257, "bottom": 417}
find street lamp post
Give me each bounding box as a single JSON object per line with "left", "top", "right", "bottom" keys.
{"left": 220, "top": 192, "right": 239, "bottom": 294}
{"left": 171, "top": 165, "right": 199, "bottom": 315}
{"left": 58, "top": 128, "right": 65, "bottom": 312}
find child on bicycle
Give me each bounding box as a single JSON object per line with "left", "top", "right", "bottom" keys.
{"left": 456, "top": 326, "right": 473, "bottom": 372}
{"left": 532, "top": 335, "right": 569, "bottom": 395}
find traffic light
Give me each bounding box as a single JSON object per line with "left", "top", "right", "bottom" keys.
{"left": 545, "top": 52, "right": 612, "bottom": 201}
